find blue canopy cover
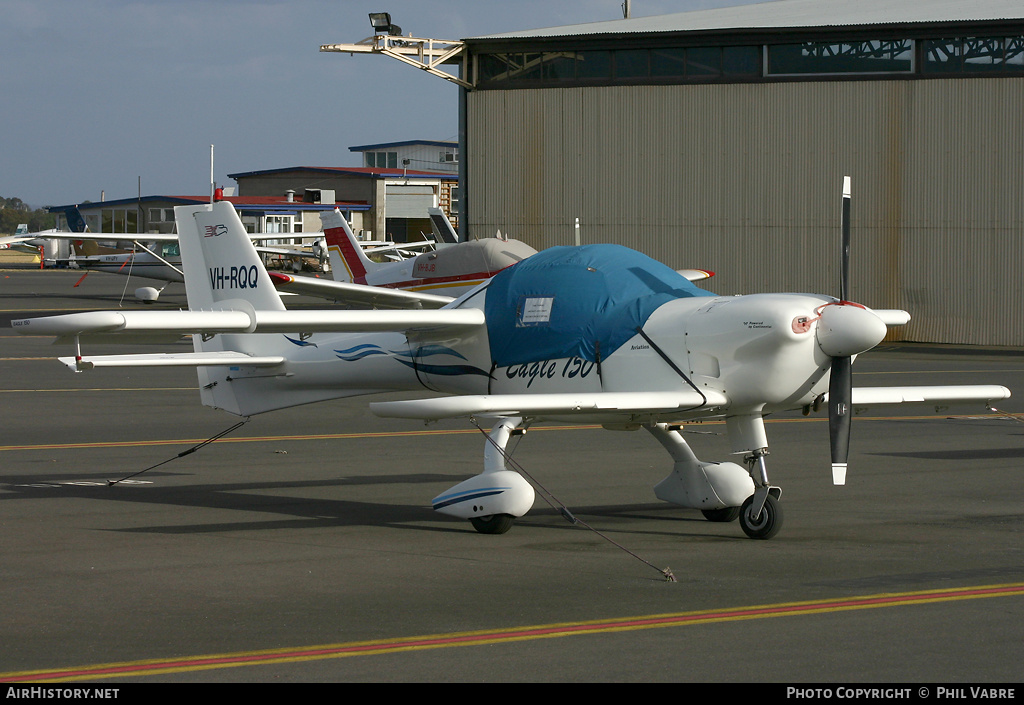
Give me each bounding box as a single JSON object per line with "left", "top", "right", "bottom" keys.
{"left": 484, "top": 244, "right": 714, "bottom": 367}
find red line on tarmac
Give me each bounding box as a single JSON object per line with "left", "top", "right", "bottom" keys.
{"left": 3, "top": 583, "right": 1023, "bottom": 682}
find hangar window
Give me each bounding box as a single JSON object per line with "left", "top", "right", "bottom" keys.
{"left": 575, "top": 50, "right": 611, "bottom": 79}
{"left": 767, "top": 39, "right": 914, "bottom": 75}
{"left": 685, "top": 47, "right": 722, "bottom": 77}
{"left": 476, "top": 45, "right": 760, "bottom": 86}
{"left": 649, "top": 47, "right": 687, "bottom": 76}
{"left": 922, "top": 36, "right": 1024, "bottom": 74}
{"left": 475, "top": 32, "right": 1024, "bottom": 87}
{"left": 542, "top": 52, "right": 579, "bottom": 80}
{"left": 477, "top": 52, "right": 510, "bottom": 82}
{"left": 614, "top": 49, "right": 649, "bottom": 78}
{"left": 723, "top": 46, "right": 761, "bottom": 77}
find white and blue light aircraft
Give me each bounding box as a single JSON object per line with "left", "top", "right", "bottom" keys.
{"left": 13, "top": 182, "right": 1011, "bottom": 539}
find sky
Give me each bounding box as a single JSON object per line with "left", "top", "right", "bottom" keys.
{"left": 3, "top": 0, "right": 758, "bottom": 208}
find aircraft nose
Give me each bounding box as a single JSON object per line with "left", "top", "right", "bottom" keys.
{"left": 815, "top": 303, "right": 888, "bottom": 357}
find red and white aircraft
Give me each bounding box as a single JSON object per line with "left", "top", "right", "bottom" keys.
{"left": 269, "top": 208, "right": 538, "bottom": 308}
{"left": 270, "top": 208, "right": 714, "bottom": 308}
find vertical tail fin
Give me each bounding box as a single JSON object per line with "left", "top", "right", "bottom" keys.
{"left": 320, "top": 208, "right": 377, "bottom": 284}
{"left": 66, "top": 206, "right": 88, "bottom": 233}
{"left": 427, "top": 207, "right": 459, "bottom": 244}
{"left": 175, "top": 201, "right": 289, "bottom": 415}
{"left": 175, "top": 201, "right": 285, "bottom": 312}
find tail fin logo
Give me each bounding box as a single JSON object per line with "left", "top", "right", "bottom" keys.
{"left": 204, "top": 224, "right": 229, "bottom": 238}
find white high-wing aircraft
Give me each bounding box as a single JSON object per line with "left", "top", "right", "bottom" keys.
{"left": 1, "top": 208, "right": 323, "bottom": 302}
{"left": 13, "top": 185, "right": 1011, "bottom": 539}
{"left": 0, "top": 228, "right": 189, "bottom": 301}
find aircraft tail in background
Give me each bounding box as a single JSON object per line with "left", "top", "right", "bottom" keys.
{"left": 320, "top": 209, "right": 378, "bottom": 284}
{"left": 427, "top": 207, "right": 459, "bottom": 244}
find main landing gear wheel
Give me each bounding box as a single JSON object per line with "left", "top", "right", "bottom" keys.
{"left": 470, "top": 514, "right": 515, "bottom": 535}
{"left": 739, "top": 494, "right": 783, "bottom": 540}
{"left": 701, "top": 506, "right": 741, "bottom": 522}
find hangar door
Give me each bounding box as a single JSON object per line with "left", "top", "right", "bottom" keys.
{"left": 385, "top": 184, "right": 435, "bottom": 217}
{"left": 385, "top": 183, "right": 436, "bottom": 242}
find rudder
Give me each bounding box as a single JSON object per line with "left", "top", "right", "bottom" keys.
{"left": 320, "top": 208, "right": 376, "bottom": 284}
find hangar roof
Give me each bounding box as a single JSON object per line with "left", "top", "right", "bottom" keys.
{"left": 227, "top": 166, "right": 455, "bottom": 181}
{"left": 470, "top": 0, "right": 1024, "bottom": 40}
{"left": 47, "top": 195, "right": 370, "bottom": 214}
{"left": 348, "top": 140, "right": 457, "bottom": 152}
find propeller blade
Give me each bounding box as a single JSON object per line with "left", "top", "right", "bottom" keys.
{"left": 841, "top": 176, "right": 851, "bottom": 302}
{"left": 828, "top": 354, "right": 852, "bottom": 485}
{"left": 830, "top": 176, "right": 854, "bottom": 486}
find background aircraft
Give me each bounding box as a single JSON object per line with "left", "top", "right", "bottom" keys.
{"left": 270, "top": 208, "right": 713, "bottom": 308}
{"left": 1, "top": 205, "right": 324, "bottom": 302}
{"left": 269, "top": 208, "right": 538, "bottom": 306}
{"left": 14, "top": 185, "right": 1010, "bottom": 540}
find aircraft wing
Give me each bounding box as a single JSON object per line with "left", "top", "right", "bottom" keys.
{"left": 842, "top": 385, "right": 1011, "bottom": 408}
{"left": 370, "top": 390, "right": 730, "bottom": 421}
{"left": 15, "top": 307, "right": 486, "bottom": 372}
{"left": 678, "top": 269, "right": 714, "bottom": 282}
{"left": 254, "top": 246, "right": 318, "bottom": 258}
{"left": 17, "top": 233, "right": 182, "bottom": 243}
{"left": 370, "top": 384, "right": 1010, "bottom": 423}
{"left": 13, "top": 308, "right": 485, "bottom": 339}
{"left": 869, "top": 310, "right": 912, "bottom": 326}
{"left": 0, "top": 233, "right": 321, "bottom": 247}
{"left": 268, "top": 272, "right": 454, "bottom": 309}
{"left": 363, "top": 241, "right": 436, "bottom": 256}
{"left": 0, "top": 235, "right": 45, "bottom": 247}
{"left": 59, "top": 351, "right": 288, "bottom": 371}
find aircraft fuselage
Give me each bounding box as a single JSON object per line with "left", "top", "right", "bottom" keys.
{"left": 206, "top": 289, "right": 843, "bottom": 423}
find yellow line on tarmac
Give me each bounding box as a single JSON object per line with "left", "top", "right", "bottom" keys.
{"left": 0, "top": 425, "right": 593, "bottom": 452}
{"left": 0, "top": 415, "right": 1006, "bottom": 453}
{"left": 3, "top": 583, "right": 1022, "bottom": 682}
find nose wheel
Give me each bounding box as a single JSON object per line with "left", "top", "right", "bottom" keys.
{"left": 740, "top": 449, "right": 784, "bottom": 539}
{"left": 739, "top": 493, "right": 783, "bottom": 539}
{"left": 470, "top": 514, "right": 515, "bottom": 535}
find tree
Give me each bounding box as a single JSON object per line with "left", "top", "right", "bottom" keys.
{"left": 0, "top": 196, "right": 56, "bottom": 234}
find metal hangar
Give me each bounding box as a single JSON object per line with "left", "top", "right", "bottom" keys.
{"left": 329, "top": 1, "right": 1023, "bottom": 345}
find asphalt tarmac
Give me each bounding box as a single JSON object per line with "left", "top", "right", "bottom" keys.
{"left": 1, "top": 268, "right": 1023, "bottom": 684}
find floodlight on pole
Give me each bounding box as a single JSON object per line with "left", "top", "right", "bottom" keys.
{"left": 369, "top": 12, "right": 402, "bottom": 37}
{"left": 322, "top": 20, "right": 470, "bottom": 89}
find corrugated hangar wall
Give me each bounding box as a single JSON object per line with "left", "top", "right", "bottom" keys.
{"left": 466, "top": 78, "right": 1024, "bottom": 346}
